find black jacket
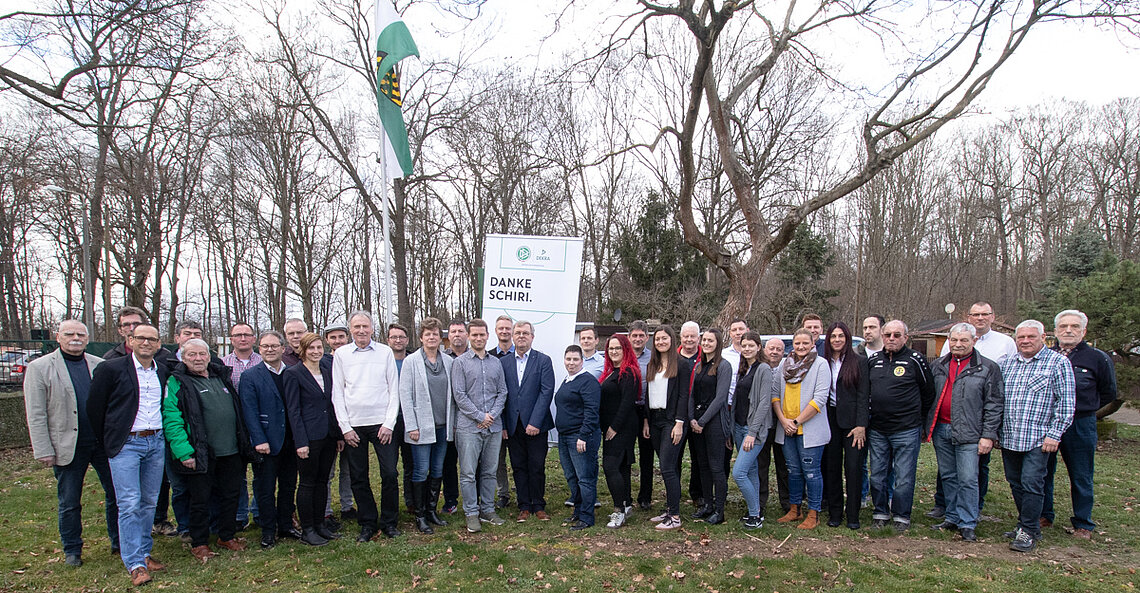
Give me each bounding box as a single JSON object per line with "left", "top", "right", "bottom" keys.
{"left": 88, "top": 354, "right": 170, "bottom": 458}
{"left": 646, "top": 356, "right": 693, "bottom": 426}
{"left": 163, "top": 360, "right": 258, "bottom": 474}
{"left": 282, "top": 362, "right": 342, "bottom": 449}
{"left": 868, "top": 346, "right": 935, "bottom": 435}
{"left": 1055, "top": 342, "right": 1117, "bottom": 415}
{"left": 832, "top": 355, "right": 871, "bottom": 431}
{"left": 925, "top": 351, "right": 1004, "bottom": 445}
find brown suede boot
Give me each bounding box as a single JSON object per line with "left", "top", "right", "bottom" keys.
{"left": 798, "top": 510, "right": 819, "bottom": 530}
{"left": 775, "top": 507, "right": 800, "bottom": 523}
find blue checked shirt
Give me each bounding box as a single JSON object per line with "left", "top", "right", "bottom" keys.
{"left": 1000, "top": 346, "right": 1075, "bottom": 452}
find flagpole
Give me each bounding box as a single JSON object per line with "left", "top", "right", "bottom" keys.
{"left": 379, "top": 135, "right": 395, "bottom": 328}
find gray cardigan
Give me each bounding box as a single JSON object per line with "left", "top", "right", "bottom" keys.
{"left": 772, "top": 356, "right": 832, "bottom": 449}
{"left": 744, "top": 363, "right": 775, "bottom": 440}
{"left": 399, "top": 349, "right": 453, "bottom": 444}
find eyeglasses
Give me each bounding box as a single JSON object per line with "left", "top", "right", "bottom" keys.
{"left": 883, "top": 332, "right": 905, "bottom": 338}
{"left": 119, "top": 321, "right": 142, "bottom": 328}
{"left": 260, "top": 343, "right": 283, "bottom": 350}
{"left": 131, "top": 336, "right": 160, "bottom": 344}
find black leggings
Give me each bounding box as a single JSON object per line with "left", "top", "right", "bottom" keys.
{"left": 602, "top": 429, "right": 635, "bottom": 510}
{"left": 823, "top": 408, "right": 866, "bottom": 523}
{"left": 649, "top": 409, "right": 685, "bottom": 515}
{"left": 296, "top": 437, "right": 337, "bottom": 529}
{"left": 691, "top": 415, "right": 728, "bottom": 513}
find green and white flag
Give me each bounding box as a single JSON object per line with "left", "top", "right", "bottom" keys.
{"left": 374, "top": 1, "right": 419, "bottom": 179}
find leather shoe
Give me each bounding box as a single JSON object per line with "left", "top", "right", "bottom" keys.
{"left": 569, "top": 521, "right": 591, "bottom": 531}
{"left": 278, "top": 527, "right": 303, "bottom": 540}
{"left": 65, "top": 554, "right": 82, "bottom": 567}
{"left": 959, "top": 528, "right": 977, "bottom": 542}
{"left": 535, "top": 510, "right": 550, "bottom": 521}
{"left": 827, "top": 518, "right": 842, "bottom": 528}
{"left": 517, "top": 510, "right": 531, "bottom": 522}
{"left": 381, "top": 525, "right": 402, "bottom": 538}
{"left": 846, "top": 522, "right": 860, "bottom": 530}
{"left": 144, "top": 556, "right": 165, "bottom": 571}
{"left": 317, "top": 523, "right": 342, "bottom": 540}
{"left": 1073, "top": 528, "right": 1093, "bottom": 540}
{"left": 931, "top": 521, "right": 959, "bottom": 531}
{"left": 130, "top": 567, "right": 152, "bottom": 586}
{"left": 260, "top": 533, "right": 276, "bottom": 549}
{"left": 300, "top": 528, "right": 329, "bottom": 546}
{"left": 356, "top": 528, "right": 376, "bottom": 543}
{"left": 190, "top": 545, "right": 216, "bottom": 562}
{"left": 1039, "top": 517, "right": 1053, "bottom": 528}
{"left": 705, "top": 512, "right": 725, "bottom": 525}
{"left": 691, "top": 505, "right": 713, "bottom": 520}
{"left": 216, "top": 538, "right": 246, "bottom": 551}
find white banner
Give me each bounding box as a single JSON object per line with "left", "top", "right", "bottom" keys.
{"left": 483, "top": 234, "right": 584, "bottom": 440}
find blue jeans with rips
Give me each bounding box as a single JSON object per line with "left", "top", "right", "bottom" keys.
{"left": 782, "top": 436, "right": 824, "bottom": 512}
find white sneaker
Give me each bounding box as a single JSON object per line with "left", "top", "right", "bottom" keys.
{"left": 606, "top": 512, "right": 626, "bottom": 528}
{"left": 650, "top": 512, "right": 669, "bottom": 523}
{"left": 656, "top": 515, "right": 681, "bottom": 530}
{"left": 623, "top": 505, "right": 634, "bottom": 517}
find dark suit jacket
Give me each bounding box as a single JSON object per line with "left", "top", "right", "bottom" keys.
{"left": 88, "top": 354, "right": 170, "bottom": 458}
{"left": 501, "top": 349, "right": 555, "bottom": 436}
{"left": 239, "top": 363, "right": 288, "bottom": 455}
{"left": 282, "top": 363, "right": 341, "bottom": 449}
{"left": 832, "top": 355, "right": 871, "bottom": 431}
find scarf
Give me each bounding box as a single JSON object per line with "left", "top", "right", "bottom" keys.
{"left": 782, "top": 349, "right": 817, "bottom": 384}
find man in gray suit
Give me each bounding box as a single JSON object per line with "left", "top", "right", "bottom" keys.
{"left": 24, "top": 320, "right": 119, "bottom": 567}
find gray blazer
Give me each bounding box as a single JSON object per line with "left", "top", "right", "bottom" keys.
{"left": 772, "top": 356, "right": 832, "bottom": 449}
{"left": 399, "top": 349, "right": 454, "bottom": 445}
{"left": 23, "top": 349, "right": 102, "bottom": 466}
{"left": 744, "top": 364, "right": 775, "bottom": 440}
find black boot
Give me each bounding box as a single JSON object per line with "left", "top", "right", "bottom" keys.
{"left": 413, "top": 481, "right": 433, "bottom": 534}
{"left": 426, "top": 477, "right": 447, "bottom": 526}
{"left": 316, "top": 520, "right": 341, "bottom": 540}
{"left": 300, "top": 527, "right": 328, "bottom": 546}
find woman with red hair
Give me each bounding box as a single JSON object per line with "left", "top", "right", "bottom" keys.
{"left": 600, "top": 334, "right": 642, "bottom": 528}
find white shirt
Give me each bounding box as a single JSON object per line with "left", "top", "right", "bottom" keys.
{"left": 647, "top": 373, "right": 669, "bottom": 410}
{"left": 828, "top": 356, "right": 843, "bottom": 406}
{"left": 331, "top": 341, "right": 401, "bottom": 433}
{"left": 514, "top": 349, "right": 530, "bottom": 383}
{"left": 132, "top": 354, "right": 163, "bottom": 431}
{"left": 939, "top": 329, "right": 1018, "bottom": 363}
{"left": 581, "top": 351, "right": 606, "bottom": 379}
{"left": 722, "top": 345, "right": 742, "bottom": 405}
{"left": 265, "top": 361, "right": 285, "bottom": 375}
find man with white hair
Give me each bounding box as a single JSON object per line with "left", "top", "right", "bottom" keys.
{"left": 1041, "top": 309, "right": 1116, "bottom": 539}
{"left": 999, "top": 319, "right": 1075, "bottom": 552}
{"left": 333, "top": 311, "right": 403, "bottom": 541}
{"left": 162, "top": 339, "right": 256, "bottom": 561}
{"left": 24, "top": 320, "right": 117, "bottom": 567}
{"left": 925, "top": 323, "right": 1004, "bottom": 542}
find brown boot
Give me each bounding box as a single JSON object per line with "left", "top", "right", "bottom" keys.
{"left": 776, "top": 507, "right": 800, "bottom": 523}
{"left": 798, "top": 510, "right": 819, "bottom": 530}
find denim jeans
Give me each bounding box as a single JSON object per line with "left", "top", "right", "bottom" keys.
{"left": 1043, "top": 413, "right": 1097, "bottom": 531}
{"left": 782, "top": 436, "right": 825, "bottom": 511}
{"left": 1002, "top": 446, "right": 1050, "bottom": 539}
{"left": 933, "top": 451, "right": 991, "bottom": 511}
{"left": 163, "top": 455, "right": 191, "bottom": 534}
{"left": 410, "top": 426, "right": 449, "bottom": 481}
{"left": 930, "top": 423, "right": 980, "bottom": 529}
{"left": 107, "top": 432, "right": 165, "bottom": 572}
{"left": 558, "top": 432, "right": 600, "bottom": 525}
{"left": 456, "top": 430, "right": 502, "bottom": 517}
{"left": 53, "top": 442, "right": 120, "bottom": 556}
{"left": 868, "top": 427, "right": 920, "bottom": 524}
{"left": 732, "top": 423, "right": 765, "bottom": 517}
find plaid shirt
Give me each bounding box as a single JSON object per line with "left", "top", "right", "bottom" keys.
{"left": 222, "top": 351, "right": 263, "bottom": 390}
{"left": 1000, "top": 346, "right": 1075, "bottom": 452}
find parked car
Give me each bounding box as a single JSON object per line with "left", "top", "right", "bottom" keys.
{"left": 757, "top": 334, "right": 865, "bottom": 356}
{"left": 0, "top": 349, "right": 42, "bottom": 384}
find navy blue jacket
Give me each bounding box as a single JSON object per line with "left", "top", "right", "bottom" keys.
{"left": 88, "top": 354, "right": 170, "bottom": 458}
{"left": 1056, "top": 341, "right": 1117, "bottom": 414}
{"left": 239, "top": 363, "right": 288, "bottom": 455}
{"left": 555, "top": 372, "right": 601, "bottom": 440}
{"left": 501, "top": 349, "right": 556, "bottom": 436}
{"left": 282, "top": 363, "right": 341, "bottom": 449}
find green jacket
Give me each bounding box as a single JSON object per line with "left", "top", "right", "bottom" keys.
{"left": 162, "top": 360, "right": 256, "bottom": 473}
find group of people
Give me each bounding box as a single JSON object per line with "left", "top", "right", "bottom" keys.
{"left": 21, "top": 302, "right": 1116, "bottom": 587}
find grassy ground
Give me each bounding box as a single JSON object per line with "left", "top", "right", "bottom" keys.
{"left": 0, "top": 424, "right": 1136, "bottom": 592}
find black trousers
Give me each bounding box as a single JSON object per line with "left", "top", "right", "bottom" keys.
{"left": 602, "top": 427, "right": 636, "bottom": 510}
{"left": 686, "top": 433, "right": 703, "bottom": 502}
{"left": 648, "top": 410, "right": 685, "bottom": 515}
{"left": 395, "top": 416, "right": 414, "bottom": 510}
{"left": 691, "top": 416, "right": 728, "bottom": 513}
{"left": 757, "top": 426, "right": 791, "bottom": 513}
{"left": 252, "top": 441, "right": 298, "bottom": 536}
{"left": 823, "top": 408, "right": 866, "bottom": 523}
{"left": 185, "top": 453, "right": 243, "bottom": 547}
{"left": 346, "top": 424, "right": 400, "bottom": 530}
{"left": 506, "top": 420, "right": 549, "bottom": 512}
{"left": 443, "top": 441, "right": 459, "bottom": 505}
{"left": 636, "top": 430, "right": 655, "bottom": 505}
{"left": 296, "top": 436, "right": 337, "bottom": 529}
